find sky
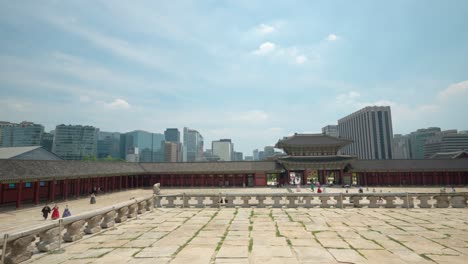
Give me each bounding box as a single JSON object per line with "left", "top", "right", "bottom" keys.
{"left": 1, "top": 0, "right": 468, "bottom": 155}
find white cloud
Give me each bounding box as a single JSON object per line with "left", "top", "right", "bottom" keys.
{"left": 256, "top": 24, "right": 275, "bottom": 35}
{"left": 295, "top": 55, "right": 307, "bottom": 64}
{"left": 336, "top": 91, "right": 361, "bottom": 105}
{"left": 230, "top": 110, "right": 269, "bottom": 123}
{"left": 326, "top": 33, "right": 338, "bottom": 41}
{"left": 105, "top": 99, "right": 130, "bottom": 109}
{"left": 438, "top": 80, "right": 468, "bottom": 99}
{"left": 253, "top": 42, "right": 276, "bottom": 55}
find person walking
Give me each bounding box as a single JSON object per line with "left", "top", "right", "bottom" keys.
{"left": 62, "top": 205, "right": 71, "bottom": 217}
{"left": 90, "top": 193, "right": 96, "bottom": 204}
{"left": 51, "top": 205, "right": 60, "bottom": 220}
{"left": 41, "top": 204, "right": 51, "bottom": 220}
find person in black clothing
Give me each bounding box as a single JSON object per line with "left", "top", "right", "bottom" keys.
{"left": 41, "top": 204, "right": 51, "bottom": 220}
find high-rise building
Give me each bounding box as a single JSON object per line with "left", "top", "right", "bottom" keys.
{"left": 164, "top": 128, "right": 180, "bottom": 143}
{"left": 253, "top": 149, "right": 259, "bottom": 161}
{"left": 233, "top": 151, "right": 243, "bottom": 161}
{"left": 121, "top": 130, "right": 165, "bottom": 162}
{"left": 183, "top": 127, "right": 204, "bottom": 162}
{"left": 392, "top": 134, "right": 410, "bottom": 159}
{"left": 264, "top": 146, "right": 275, "bottom": 159}
{"left": 41, "top": 132, "right": 54, "bottom": 152}
{"left": 164, "top": 141, "right": 179, "bottom": 162}
{"left": 212, "top": 139, "right": 233, "bottom": 161}
{"left": 408, "top": 127, "right": 441, "bottom": 159}
{"left": 0, "top": 121, "right": 44, "bottom": 147}
{"left": 338, "top": 106, "right": 394, "bottom": 160}
{"left": 424, "top": 130, "right": 468, "bottom": 158}
{"left": 97, "top": 131, "right": 121, "bottom": 159}
{"left": 322, "top": 125, "right": 339, "bottom": 138}
{"left": 52, "top": 124, "right": 99, "bottom": 160}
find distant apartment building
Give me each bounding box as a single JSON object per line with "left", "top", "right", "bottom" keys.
{"left": 322, "top": 125, "right": 339, "bottom": 138}
{"left": 392, "top": 134, "right": 410, "bottom": 159}
{"left": 41, "top": 132, "right": 54, "bottom": 152}
{"left": 164, "top": 141, "right": 178, "bottom": 162}
{"left": 424, "top": 130, "right": 468, "bottom": 158}
{"left": 0, "top": 121, "right": 44, "bottom": 147}
{"left": 97, "top": 131, "right": 121, "bottom": 159}
{"left": 233, "top": 151, "right": 243, "bottom": 161}
{"left": 212, "top": 139, "right": 233, "bottom": 161}
{"left": 183, "top": 127, "right": 204, "bottom": 162}
{"left": 52, "top": 124, "right": 99, "bottom": 160}
{"left": 253, "top": 149, "right": 259, "bottom": 161}
{"left": 164, "top": 128, "right": 182, "bottom": 162}
{"left": 338, "top": 106, "right": 394, "bottom": 160}
{"left": 408, "top": 127, "right": 441, "bottom": 159}
{"left": 203, "top": 149, "right": 220, "bottom": 161}
{"left": 120, "top": 130, "right": 165, "bottom": 162}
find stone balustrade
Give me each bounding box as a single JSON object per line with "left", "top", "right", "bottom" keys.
{"left": 155, "top": 192, "right": 468, "bottom": 210}
{"left": 0, "top": 196, "right": 153, "bottom": 264}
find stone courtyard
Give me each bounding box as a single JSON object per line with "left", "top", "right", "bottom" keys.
{"left": 25, "top": 207, "right": 468, "bottom": 264}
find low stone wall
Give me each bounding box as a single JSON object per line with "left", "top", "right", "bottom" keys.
{"left": 155, "top": 192, "right": 468, "bottom": 209}
{"left": 0, "top": 196, "right": 153, "bottom": 264}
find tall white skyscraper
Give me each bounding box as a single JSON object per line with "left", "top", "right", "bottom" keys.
{"left": 212, "top": 139, "right": 233, "bottom": 161}
{"left": 338, "top": 106, "right": 394, "bottom": 160}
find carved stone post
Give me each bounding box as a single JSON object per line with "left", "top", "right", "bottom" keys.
{"left": 195, "top": 197, "right": 205, "bottom": 208}
{"left": 154, "top": 195, "right": 161, "bottom": 208}
{"left": 286, "top": 196, "right": 297, "bottom": 208}
{"left": 450, "top": 195, "right": 467, "bottom": 208}
{"left": 302, "top": 196, "right": 313, "bottom": 208}
{"left": 183, "top": 194, "right": 190, "bottom": 208}
{"left": 351, "top": 196, "right": 362, "bottom": 208}
{"left": 271, "top": 196, "right": 282, "bottom": 208}
{"left": 166, "top": 196, "right": 177, "bottom": 208}
{"left": 225, "top": 196, "right": 235, "bottom": 208}
{"left": 37, "top": 227, "right": 60, "bottom": 252}
{"left": 101, "top": 210, "right": 116, "bottom": 228}
{"left": 402, "top": 195, "right": 414, "bottom": 208}
{"left": 209, "top": 196, "right": 218, "bottom": 207}
{"left": 417, "top": 195, "right": 431, "bottom": 208}
{"left": 115, "top": 206, "right": 129, "bottom": 223}
{"left": 63, "top": 220, "right": 86, "bottom": 242}
{"left": 128, "top": 204, "right": 138, "bottom": 218}
{"left": 145, "top": 199, "right": 154, "bottom": 211}
{"left": 137, "top": 201, "right": 146, "bottom": 214}
{"left": 319, "top": 196, "right": 330, "bottom": 208}
{"left": 241, "top": 196, "right": 250, "bottom": 208}
{"left": 85, "top": 215, "right": 103, "bottom": 234}
{"left": 334, "top": 195, "right": 343, "bottom": 208}
{"left": 4, "top": 235, "right": 35, "bottom": 264}
{"left": 434, "top": 195, "right": 450, "bottom": 208}
{"left": 368, "top": 196, "right": 379, "bottom": 208}
{"left": 256, "top": 196, "right": 266, "bottom": 208}
{"left": 384, "top": 196, "right": 396, "bottom": 208}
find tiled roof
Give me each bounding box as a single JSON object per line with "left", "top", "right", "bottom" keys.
{"left": 139, "top": 161, "right": 283, "bottom": 174}
{"left": 350, "top": 159, "right": 468, "bottom": 171}
{"left": 0, "top": 146, "right": 42, "bottom": 159}
{"left": 275, "top": 133, "right": 352, "bottom": 148}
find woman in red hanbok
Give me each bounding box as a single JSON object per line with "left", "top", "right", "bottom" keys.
{"left": 51, "top": 205, "right": 60, "bottom": 220}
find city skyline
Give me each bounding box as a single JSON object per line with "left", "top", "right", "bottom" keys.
{"left": 1, "top": 1, "right": 468, "bottom": 155}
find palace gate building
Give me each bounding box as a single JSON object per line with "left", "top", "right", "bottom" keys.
{"left": 0, "top": 134, "right": 467, "bottom": 208}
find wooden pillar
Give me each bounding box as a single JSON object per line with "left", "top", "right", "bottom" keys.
{"left": 49, "top": 180, "right": 56, "bottom": 202}
{"left": 16, "top": 181, "right": 23, "bottom": 209}
{"left": 0, "top": 183, "right": 3, "bottom": 205}
{"left": 243, "top": 174, "right": 246, "bottom": 186}
{"left": 135, "top": 176, "right": 138, "bottom": 188}
{"left": 445, "top": 171, "right": 449, "bottom": 185}
{"left": 111, "top": 176, "right": 115, "bottom": 192}
{"left": 125, "top": 176, "right": 129, "bottom": 189}
{"left": 211, "top": 175, "right": 215, "bottom": 187}
{"left": 458, "top": 172, "right": 461, "bottom": 185}
{"left": 75, "top": 179, "right": 80, "bottom": 198}
{"left": 63, "top": 179, "right": 68, "bottom": 200}
{"left": 33, "top": 180, "right": 40, "bottom": 205}
{"left": 222, "top": 175, "right": 226, "bottom": 187}
{"left": 191, "top": 175, "right": 194, "bottom": 187}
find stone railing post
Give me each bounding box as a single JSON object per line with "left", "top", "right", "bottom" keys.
{"left": 115, "top": 206, "right": 129, "bottom": 223}
{"left": 256, "top": 196, "right": 266, "bottom": 208}
{"left": 241, "top": 196, "right": 250, "bottom": 208}
{"left": 302, "top": 196, "right": 313, "bottom": 208}
{"left": 319, "top": 196, "right": 330, "bottom": 208}
{"left": 145, "top": 199, "right": 154, "bottom": 212}
{"left": 128, "top": 204, "right": 138, "bottom": 218}
{"left": 351, "top": 196, "right": 362, "bottom": 208}
{"left": 63, "top": 220, "right": 86, "bottom": 242}
{"left": 195, "top": 196, "right": 205, "bottom": 208}
{"left": 402, "top": 195, "right": 415, "bottom": 208}
{"left": 165, "top": 196, "right": 177, "bottom": 208}
{"left": 434, "top": 195, "right": 450, "bottom": 208}
{"left": 368, "top": 196, "right": 379, "bottom": 208}
{"left": 334, "top": 195, "right": 343, "bottom": 208}
{"left": 3, "top": 235, "right": 35, "bottom": 264}
{"left": 85, "top": 215, "right": 103, "bottom": 234}
{"left": 183, "top": 194, "right": 190, "bottom": 208}
{"left": 37, "top": 227, "right": 60, "bottom": 252}
{"left": 137, "top": 201, "right": 146, "bottom": 214}
{"left": 154, "top": 195, "right": 161, "bottom": 208}
{"left": 286, "top": 196, "right": 297, "bottom": 208}
{"left": 384, "top": 196, "right": 396, "bottom": 208}
{"left": 271, "top": 196, "right": 282, "bottom": 208}
{"left": 209, "top": 196, "right": 218, "bottom": 208}
{"left": 225, "top": 196, "right": 235, "bottom": 208}
{"left": 450, "top": 195, "right": 467, "bottom": 208}
{"left": 416, "top": 195, "right": 431, "bottom": 208}
{"left": 101, "top": 210, "right": 116, "bottom": 228}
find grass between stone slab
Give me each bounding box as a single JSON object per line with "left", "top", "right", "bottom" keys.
{"left": 419, "top": 254, "right": 437, "bottom": 263}
{"left": 248, "top": 238, "right": 253, "bottom": 252}
{"left": 336, "top": 232, "right": 367, "bottom": 258}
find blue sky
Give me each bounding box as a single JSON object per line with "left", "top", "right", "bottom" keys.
{"left": 1, "top": 0, "right": 468, "bottom": 155}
